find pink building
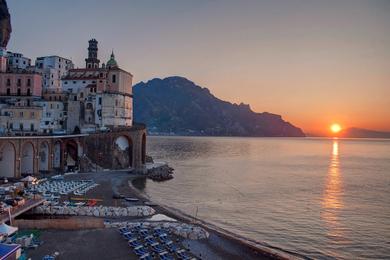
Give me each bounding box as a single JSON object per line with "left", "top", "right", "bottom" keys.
{"left": 0, "top": 73, "right": 42, "bottom": 97}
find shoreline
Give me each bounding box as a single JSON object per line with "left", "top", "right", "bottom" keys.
{"left": 128, "top": 177, "right": 305, "bottom": 260}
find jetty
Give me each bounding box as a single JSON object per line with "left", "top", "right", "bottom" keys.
{"left": 0, "top": 198, "right": 45, "bottom": 223}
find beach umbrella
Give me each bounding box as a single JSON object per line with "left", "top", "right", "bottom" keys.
{"left": 20, "top": 176, "right": 36, "bottom": 182}
{"left": 0, "top": 223, "right": 18, "bottom": 236}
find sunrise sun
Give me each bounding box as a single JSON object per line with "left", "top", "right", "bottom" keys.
{"left": 330, "top": 123, "right": 342, "bottom": 133}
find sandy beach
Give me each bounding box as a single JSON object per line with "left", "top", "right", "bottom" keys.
{"left": 15, "top": 170, "right": 286, "bottom": 260}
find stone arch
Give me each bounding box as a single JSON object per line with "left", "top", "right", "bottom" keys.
{"left": 0, "top": 142, "right": 16, "bottom": 178}
{"left": 53, "top": 141, "right": 62, "bottom": 169}
{"left": 141, "top": 133, "right": 146, "bottom": 164}
{"left": 39, "top": 141, "right": 50, "bottom": 172}
{"left": 114, "top": 135, "right": 133, "bottom": 168}
{"left": 65, "top": 139, "right": 79, "bottom": 171}
{"left": 21, "top": 141, "right": 35, "bottom": 175}
{"left": 73, "top": 126, "right": 81, "bottom": 134}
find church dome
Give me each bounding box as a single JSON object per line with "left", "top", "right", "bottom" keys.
{"left": 107, "top": 51, "right": 118, "bottom": 68}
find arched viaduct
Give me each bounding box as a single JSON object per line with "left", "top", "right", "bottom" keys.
{"left": 0, "top": 126, "right": 147, "bottom": 178}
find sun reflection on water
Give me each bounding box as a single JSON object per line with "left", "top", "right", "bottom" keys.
{"left": 322, "top": 139, "right": 345, "bottom": 240}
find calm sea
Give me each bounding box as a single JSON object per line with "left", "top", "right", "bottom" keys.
{"left": 139, "top": 136, "right": 390, "bottom": 259}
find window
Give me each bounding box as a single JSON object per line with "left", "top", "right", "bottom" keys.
{"left": 98, "top": 97, "right": 102, "bottom": 105}
{"left": 6, "top": 88, "right": 10, "bottom": 95}
{"left": 17, "top": 79, "right": 21, "bottom": 86}
{"left": 50, "top": 104, "right": 53, "bottom": 109}
{"left": 112, "top": 74, "right": 116, "bottom": 83}
{"left": 49, "top": 96, "right": 52, "bottom": 101}
{"left": 6, "top": 78, "right": 10, "bottom": 86}
{"left": 27, "top": 78, "right": 31, "bottom": 86}
{"left": 80, "top": 92, "right": 84, "bottom": 98}
{"left": 30, "top": 124, "right": 34, "bottom": 131}
{"left": 31, "top": 112, "right": 35, "bottom": 118}
{"left": 20, "top": 112, "right": 23, "bottom": 117}
{"left": 17, "top": 89, "right": 21, "bottom": 96}
{"left": 64, "top": 81, "right": 68, "bottom": 85}
{"left": 9, "top": 123, "right": 13, "bottom": 129}
{"left": 74, "top": 96, "right": 77, "bottom": 101}
{"left": 57, "top": 104, "right": 60, "bottom": 109}
{"left": 20, "top": 123, "right": 23, "bottom": 131}
{"left": 27, "top": 89, "right": 31, "bottom": 96}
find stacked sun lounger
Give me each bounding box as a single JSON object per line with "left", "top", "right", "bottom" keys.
{"left": 28, "top": 180, "right": 98, "bottom": 196}
{"left": 118, "top": 225, "right": 197, "bottom": 260}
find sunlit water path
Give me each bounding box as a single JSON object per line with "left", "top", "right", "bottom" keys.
{"left": 138, "top": 136, "right": 390, "bottom": 259}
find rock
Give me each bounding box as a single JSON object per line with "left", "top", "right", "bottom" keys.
{"left": 93, "top": 209, "right": 100, "bottom": 217}
{"left": 0, "top": 0, "right": 12, "bottom": 48}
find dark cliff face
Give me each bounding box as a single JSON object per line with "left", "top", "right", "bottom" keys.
{"left": 0, "top": 0, "right": 11, "bottom": 48}
{"left": 133, "top": 76, "right": 305, "bottom": 137}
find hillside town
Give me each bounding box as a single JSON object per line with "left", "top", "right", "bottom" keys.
{"left": 0, "top": 39, "right": 133, "bottom": 136}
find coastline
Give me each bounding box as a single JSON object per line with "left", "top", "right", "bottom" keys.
{"left": 128, "top": 177, "right": 306, "bottom": 260}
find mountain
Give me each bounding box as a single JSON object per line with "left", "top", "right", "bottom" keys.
{"left": 339, "top": 127, "right": 390, "bottom": 139}
{"left": 133, "top": 76, "right": 305, "bottom": 137}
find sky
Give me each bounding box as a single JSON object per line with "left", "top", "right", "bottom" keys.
{"left": 7, "top": 0, "right": 390, "bottom": 134}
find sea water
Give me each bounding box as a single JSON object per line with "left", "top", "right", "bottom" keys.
{"left": 139, "top": 136, "right": 390, "bottom": 259}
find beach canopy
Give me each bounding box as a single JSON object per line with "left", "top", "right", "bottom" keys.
{"left": 0, "top": 223, "right": 18, "bottom": 236}
{"left": 20, "top": 176, "right": 36, "bottom": 182}
{"left": 0, "top": 243, "right": 21, "bottom": 259}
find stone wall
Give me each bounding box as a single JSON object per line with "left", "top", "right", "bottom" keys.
{"left": 84, "top": 126, "right": 146, "bottom": 171}
{"left": 33, "top": 205, "right": 155, "bottom": 217}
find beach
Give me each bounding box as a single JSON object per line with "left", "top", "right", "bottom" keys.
{"left": 17, "top": 171, "right": 284, "bottom": 260}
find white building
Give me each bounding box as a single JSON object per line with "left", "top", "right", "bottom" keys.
{"left": 6, "top": 52, "right": 31, "bottom": 70}
{"left": 34, "top": 100, "right": 66, "bottom": 134}
{"left": 35, "top": 56, "right": 74, "bottom": 92}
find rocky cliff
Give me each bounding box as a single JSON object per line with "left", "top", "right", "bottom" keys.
{"left": 133, "top": 77, "right": 305, "bottom": 137}
{"left": 0, "top": 0, "right": 11, "bottom": 48}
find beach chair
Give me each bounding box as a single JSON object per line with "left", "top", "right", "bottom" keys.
{"left": 145, "top": 236, "right": 158, "bottom": 246}
{"left": 159, "top": 251, "right": 174, "bottom": 260}
{"left": 129, "top": 239, "right": 142, "bottom": 248}
{"left": 165, "top": 241, "right": 180, "bottom": 253}
{"left": 124, "top": 233, "right": 137, "bottom": 240}
{"left": 176, "top": 249, "right": 193, "bottom": 260}
{"left": 139, "top": 229, "right": 149, "bottom": 237}
{"left": 139, "top": 253, "right": 153, "bottom": 260}
{"left": 134, "top": 245, "right": 149, "bottom": 256}
{"left": 152, "top": 243, "right": 166, "bottom": 254}
{"left": 159, "top": 234, "right": 169, "bottom": 243}
{"left": 119, "top": 227, "right": 129, "bottom": 234}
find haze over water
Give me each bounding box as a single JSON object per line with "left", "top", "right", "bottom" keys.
{"left": 140, "top": 136, "right": 390, "bottom": 259}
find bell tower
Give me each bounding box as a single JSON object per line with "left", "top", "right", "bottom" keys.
{"left": 85, "top": 39, "right": 100, "bottom": 68}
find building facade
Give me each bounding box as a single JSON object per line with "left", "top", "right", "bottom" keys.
{"left": 7, "top": 51, "right": 31, "bottom": 70}
{"left": 0, "top": 38, "right": 146, "bottom": 177}
{"left": 35, "top": 56, "right": 74, "bottom": 92}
